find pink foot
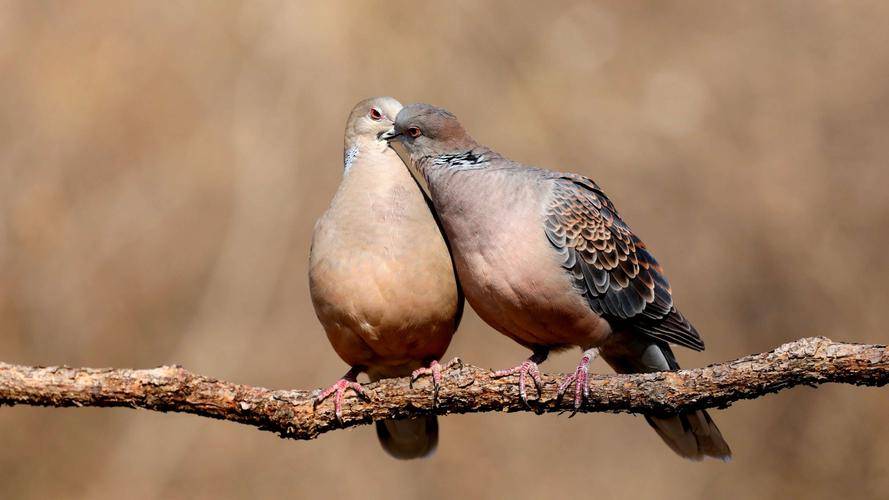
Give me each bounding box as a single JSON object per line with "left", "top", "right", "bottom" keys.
{"left": 492, "top": 350, "right": 548, "bottom": 406}
{"left": 411, "top": 358, "right": 462, "bottom": 406}
{"left": 313, "top": 368, "right": 369, "bottom": 422}
{"left": 557, "top": 348, "right": 599, "bottom": 416}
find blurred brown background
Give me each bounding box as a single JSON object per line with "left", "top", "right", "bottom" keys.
{"left": 1, "top": 1, "right": 887, "bottom": 499}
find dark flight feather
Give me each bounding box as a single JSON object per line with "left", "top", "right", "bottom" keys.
{"left": 544, "top": 173, "right": 704, "bottom": 351}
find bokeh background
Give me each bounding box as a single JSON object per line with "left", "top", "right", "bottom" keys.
{"left": 1, "top": 1, "right": 887, "bottom": 498}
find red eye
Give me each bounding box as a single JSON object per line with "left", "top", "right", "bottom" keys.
{"left": 407, "top": 126, "right": 421, "bottom": 138}
{"left": 369, "top": 108, "right": 382, "bottom": 121}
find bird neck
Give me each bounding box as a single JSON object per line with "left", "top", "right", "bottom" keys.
{"left": 414, "top": 146, "right": 495, "bottom": 177}
{"left": 342, "top": 137, "right": 391, "bottom": 174}
{"left": 327, "top": 143, "right": 424, "bottom": 232}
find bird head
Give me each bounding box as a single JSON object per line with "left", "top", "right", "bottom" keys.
{"left": 344, "top": 96, "right": 403, "bottom": 148}
{"left": 382, "top": 103, "right": 478, "bottom": 162}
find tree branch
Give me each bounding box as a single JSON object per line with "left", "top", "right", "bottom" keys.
{"left": 0, "top": 337, "right": 886, "bottom": 440}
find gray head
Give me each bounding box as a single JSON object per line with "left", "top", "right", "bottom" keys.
{"left": 344, "top": 97, "right": 403, "bottom": 148}
{"left": 382, "top": 104, "right": 479, "bottom": 159}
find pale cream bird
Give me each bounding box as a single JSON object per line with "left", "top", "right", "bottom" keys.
{"left": 308, "top": 97, "right": 463, "bottom": 459}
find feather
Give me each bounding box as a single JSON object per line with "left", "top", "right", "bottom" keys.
{"left": 544, "top": 174, "right": 705, "bottom": 351}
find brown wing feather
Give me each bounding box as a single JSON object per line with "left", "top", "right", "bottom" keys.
{"left": 545, "top": 173, "right": 704, "bottom": 351}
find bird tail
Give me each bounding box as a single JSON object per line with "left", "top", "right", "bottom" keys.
{"left": 643, "top": 409, "right": 730, "bottom": 461}
{"left": 375, "top": 416, "right": 439, "bottom": 460}
{"left": 600, "top": 336, "right": 732, "bottom": 461}
{"left": 367, "top": 369, "right": 439, "bottom": 460}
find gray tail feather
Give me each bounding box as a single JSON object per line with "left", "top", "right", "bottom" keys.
{"left": 644, "top": 410, "right": 731, "bottom": 461}
{"left": 375, "top": 416, "right": 438, "bottom": 460}
{"left": 600, "top": 336, "right": 732, "bottom": 461}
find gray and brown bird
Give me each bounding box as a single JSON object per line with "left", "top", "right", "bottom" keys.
{"left": 382, "top": 103, "right": 731, "bottom": 461}
{"left": 308, "top": 97, "right": 463, "bottom": 459}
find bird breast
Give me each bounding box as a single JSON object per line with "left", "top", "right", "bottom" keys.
{"left": 309, "top": 150, "right": 460, "bottom": 366}
{"left": 431, "top": 170, "right": 611, "bottom": 348}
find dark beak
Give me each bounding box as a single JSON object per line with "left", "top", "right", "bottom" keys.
{"left": 380, "top": 127, "right": 401, "bottom": 141}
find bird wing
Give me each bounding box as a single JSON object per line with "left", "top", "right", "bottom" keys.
{"left": 543, "top": 172, "right": 704, "bottom": 351}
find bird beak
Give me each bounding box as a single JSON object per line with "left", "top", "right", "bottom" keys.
{"left": 380, "top": 128, "right": 400, "bottom": 141}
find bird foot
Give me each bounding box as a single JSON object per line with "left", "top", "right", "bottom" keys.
{"left": 492, "top": 359, "right": 544, "bottom": 407}
{"left": 557, "top": 348, "right": 599, "bottom": 416}
{"left": 411, "top": 357, "right": 462, "bottom": 406}
{"left": 313, "top": 371, "right": 369, "bottom": 423}
{"left": 411, "top": 359, "right": 442, "bottom": 405}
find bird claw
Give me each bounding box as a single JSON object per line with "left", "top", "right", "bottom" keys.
{"left": 313, "top": 378, "right": 369, "bottom": 423}
{"left": 557, "top": 349, "right": 597, "bottom": 417}
{"left": 557, "top": 367, "right": 589, "bottom": 417}
{"left": 410, "top": 357, "right": 461, "bottom": 406}
{"left": 492, "top": 359, "right": 543, "bottom": 407}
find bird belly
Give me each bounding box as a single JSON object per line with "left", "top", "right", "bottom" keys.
{"left": 309, "top": 246, "right": 458, "bottom": 370}
{"left": 454, "top": 226, "right": 611, "bottom": 350}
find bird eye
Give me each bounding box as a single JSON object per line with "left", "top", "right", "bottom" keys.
{"left": 407, "top": 126, "right": 421, "bottom": 138}
{"left": 369, "top": 108, "right": 383, "bottom": 121}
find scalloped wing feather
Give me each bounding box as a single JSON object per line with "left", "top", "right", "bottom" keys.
{"left": 545, "top": 173, "right": 704, "bottom": 351}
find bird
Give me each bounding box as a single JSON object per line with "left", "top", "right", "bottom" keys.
{"left": 308, "top": 97, "right": 463, "bottom": 459}
{"left": 382, "top": 103, "right": 731, "bottom": 460}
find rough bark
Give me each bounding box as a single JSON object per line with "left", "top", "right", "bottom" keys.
{"left": 0, "top": 337, "right": 886, "bottom": 441}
